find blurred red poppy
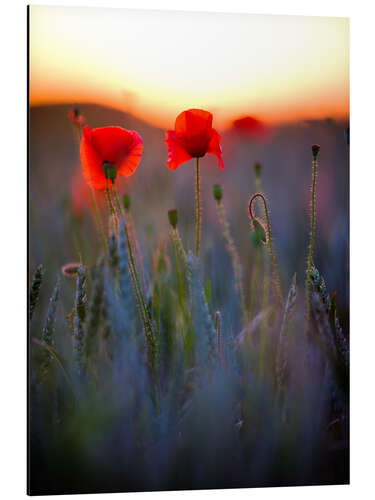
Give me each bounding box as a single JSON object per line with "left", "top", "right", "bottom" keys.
{"left": 70, "top": 167, "right": 91, "bottom": 218}
{"left": 80, "top": 125, "right": 143, "bottom": 190}
{"left": 232, "top": 116, "right": 268, "bottom": 139}
{"left": 165, "top": 109, "right": 224, "bottom": 170}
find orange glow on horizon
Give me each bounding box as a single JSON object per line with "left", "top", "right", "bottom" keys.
{"left": 29, "top": 6, "right": 349, "bottom": 130}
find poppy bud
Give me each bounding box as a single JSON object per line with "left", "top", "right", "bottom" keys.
{"left": 213, "top": 184, "right": 223, "bottom": 203}
{"left": 122, "top": 194, "right": 131, "bottom": 212}
{"left": 168, "top": 209, "right": 178, "bottom": 229}
{"left": 250, "top": 217, "right": 267, "bottom": 244}
{"left": 102, "top": 161, "right": 118, "bottom": 183}
{"left": 254, "top": 162, "right": 262, "bottom": 178}
{"left": 312, "top": 144, "right": 320, "bottom": 158}
{"left": 61, "top": 262, "right": 81, "bottom": 277}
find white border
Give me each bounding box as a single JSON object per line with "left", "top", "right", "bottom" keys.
{"left": 1, "top": 0, "right": 375, "bottom": 498}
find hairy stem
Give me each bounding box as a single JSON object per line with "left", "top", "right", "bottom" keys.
{"left": 105, "top": 178, "right": 117, "bottom": 232}
{"left": 111, "top": 183, "right": 123, "bottom": 219}
{"left": 248, "top": 246, "right": 261, "bottom": 320}
{"left": 249, "top": 193, "right": 283, "bottom": 307}
{"left": 305, "top": 155, "right": 318, "bottom": 336}
{"left": 195, "top": 158, "right": 201, "bottom": 257}
{"left": 112, "top": 187, "right": 156, "bottom": 369}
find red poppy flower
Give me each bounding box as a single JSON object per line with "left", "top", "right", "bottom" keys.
{"left": 80, "top": 125, "right": 143, "bottom": 190}
{"left": 165, "top": 109, "right": 224, "bottom": 170}
{"left": 232, "top": 116, "right": 269, "bottom": 139}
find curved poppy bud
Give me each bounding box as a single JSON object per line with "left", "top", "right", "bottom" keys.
{"left": 250, "top": 217, "right": 267, "bottom": 244}
{"left": 165, "top": 109, "right": 224, "bottom": 170}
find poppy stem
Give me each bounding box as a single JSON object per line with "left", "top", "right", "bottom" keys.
{"left": 112, "top": 183, "right": 157, "bottom": 368}
{"left": 125, "top": 220, "right": 157, "bottom": 366}
{"left": 112, "top": 185, "right": 145, "bottom": 289}
{"left": 305, "top": 146, "right": 319, "bottom": 338}
{"left": 89, "top": 187, "right": 107, "bottom": 252}
{"left": 249, "top": 193, "right": 283, "bottom": 307}
{"left": 111, "top": 183, "right": 123, "bottom": 218}
{"left": 105, "top": 178, "right": 118, "bottom": 232}
{"left": 195, "top": 157, "right": 201, "bottom": 257}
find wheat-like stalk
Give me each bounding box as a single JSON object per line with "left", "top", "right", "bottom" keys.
{"left": 309, "top": 266, "right": 336, "bottom": 355}
{"left": 85, "top": 257, "right": 104, "bottom": 369}
{"left": 30, "top": 264, "right": 44, "bottom": 320}
{"left": 276, "top": 273, "right": 297, "bottom": 390}
{"left": 108, "top": 230, "right": 119, "bottom": 270}
{"left": 214, "top": 188, "right": 246, "bottom": 323}
{"left": 187, "top": 252, "right": 216, "bottom": 367}
{"left": 118, "top": 220, "right": 135, "bottom": 315}
{"left": 170, "top": 227, "right": 188, "bottom": 269}
{"left": 119, "top": 220, "right": 157, "bottom": 374}
{"left": 73, "top": 264, "right": 87, "bottom": 374}
{"left": 40, "top": 279, "right": 60, "bottom": 377}
{"left": 215, "top": 310, "right": 224, "bottom": 367}
{"left": 329, "top": 292, "right": 349, "bottom": 368}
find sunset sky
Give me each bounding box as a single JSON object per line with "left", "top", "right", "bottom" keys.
{"left": 29, "top": 6, "right": 349, "bottom": 129}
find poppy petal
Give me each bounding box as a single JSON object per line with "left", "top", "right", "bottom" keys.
{"left": 80, "top": 126, "right": 107, "bottom": 190}
{"left": 165, "top": 130, "right": 193, "bottom": 170}
{"left": 175, "top": 109, "right": 213, "bottom": 137}
{"left": 207, "top": 129, "right": 225, "bottom": 170}
{"left": 90, "top": 126, "right": 139, "bottom": 167}
{"left": 175, "top": 109, "right": 214, "bottom": 157}
{"left": 80, "top": 125, "right": 143, "bottom": 189}
{"left": 117, "top": 131, "right": 143, "bottom": 177}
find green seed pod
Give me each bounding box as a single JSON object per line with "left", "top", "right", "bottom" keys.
{"left": 254, "top": 162, "right": 262, "bottom": 178}
{"left": 168, "top": 209, "right": 178, "bottom": 229}
{"left": 122, "top": 193, "right": 131, "bottom": 212}
{"left": 102, "top": 161, "right": 118, "bottom": 183}
{"left": 213, "top": 184, "right": 223, "bottom": 203}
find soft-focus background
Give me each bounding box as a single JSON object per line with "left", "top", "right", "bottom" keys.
{"left": 28, "top": 6, "right": 349, "bottom": 494}
{"left": 29, "top": 104, "right": 349, "bottom": 331}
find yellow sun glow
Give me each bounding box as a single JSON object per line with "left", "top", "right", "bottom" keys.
{"left": 29, "top": 6, "right": 349, "bottom": 129}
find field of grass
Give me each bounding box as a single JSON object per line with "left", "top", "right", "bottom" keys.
{"left": 28, "top": 105, "right": 349, "bottom": 495}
